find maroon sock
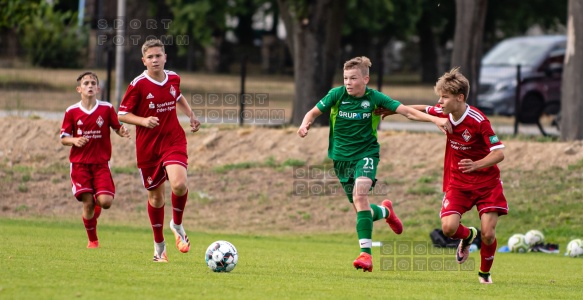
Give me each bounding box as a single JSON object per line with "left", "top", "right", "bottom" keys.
{"left": 480, "top": 239, "right": 497, "bottom": 273}
{"left": 171, "top": 190, "right": 188, "bottom": 225}
{"left": 450, "top": 224, "right": 470, "bottom": 240}
{"left": 82, "top": 216, "right": 98, "bottom": 242}
{"left": 147, "top": 202, "right": 165, "bottom": 243}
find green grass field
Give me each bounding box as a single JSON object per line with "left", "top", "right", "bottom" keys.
{"left": 0, "top": 218, "right": 581, "bottom": 300}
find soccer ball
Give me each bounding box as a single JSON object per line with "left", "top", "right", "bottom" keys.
{"left": 205, "top": 240, "right": 238, "bottom": 272}
{"left": 508, "top": 234, "right": 529, "bottom": 253}
{"left": 524, "top": 229, "right": 545, "bottom": 246}
{"left": 566, "top": 239, "right": 583, "bottom": 258}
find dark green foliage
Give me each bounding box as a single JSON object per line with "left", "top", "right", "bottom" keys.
{"left": 20, "top": 2, "right": 87, "bottom": 68}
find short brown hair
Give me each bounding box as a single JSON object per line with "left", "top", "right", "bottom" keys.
{"left": 343, "top": 56, "right": 371, "bottom": 77}
{"left": 141, "top": 39, "right": 165, "bottom": 56}
{"left": 434, "top": 67, "right": 470, "bottom": 101}
{"left": 76, "top": 71, "right": 99, "bottom": 86}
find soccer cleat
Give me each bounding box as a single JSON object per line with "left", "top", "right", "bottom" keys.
{"left": 456, "top": 227, "right": 478, "bottom": 264}
{"left": 87, "top": 240, "right": 99, "bottom": 249}
{"left": 381, "top": 199, "right": 403, "bottom": 234}
{"left": 170, "top": 219, "right": 190, "bottom": 253}
{"left": 153, "top": 241, "right": 168, "bottom": 262}
{"left": 353, "top": 252, "right": 373, "bottom": 272}
{"left": 478, "top": 272, "right": 493, "bottom": 284}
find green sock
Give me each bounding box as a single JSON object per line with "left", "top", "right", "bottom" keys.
{"left": 370, "top": 204, "right": 386, "bottom": 221}
{"left": 356, "top": 210, "right": 373, "bottom": 254}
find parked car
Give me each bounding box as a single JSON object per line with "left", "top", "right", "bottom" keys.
{"left": 477, "top": 35, "right": 566, "bottom": 118}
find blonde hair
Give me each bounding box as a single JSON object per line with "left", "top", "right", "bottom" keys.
{"left": 76, "top": 71, "right": 99, "bottom": 86}
{"left": 434, "top": 67, "right": 470, "bottom": 101}
{"left": 343, "top": 56, "right": 371, "bottom": 77}
{"left": 141, "top": 39, "right": 165, "bottom": 56}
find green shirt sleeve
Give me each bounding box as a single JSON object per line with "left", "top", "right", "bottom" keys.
{"left": 374, "top": 90, "right": 401, "bottom": 111}
{"left": 316, "top": 87, "right": 343, "bottom": 112}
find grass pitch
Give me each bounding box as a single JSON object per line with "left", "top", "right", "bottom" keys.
{"left": 0, "top": 218, "right": 581, "bottom": 299}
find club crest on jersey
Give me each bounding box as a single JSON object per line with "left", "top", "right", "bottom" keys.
{"left": 149, "top": 101, "right": 155, "bottom": 109}
{"left": 443, "top": 199, "right": 449, "bottom": 208}
{"left": 170, "top": 85, "right": 176, "bottom": 98}
{"left": 77, "top": 119, "right": 83, "bottom": 126}
{"left": 462, "top": 129, "right": 472, "bottom": 142}
{"left": 361, "top": 100, "right": 371, "bottom": 109}
{"left": 96, "top": 116, "right": 104, "bottom": 127}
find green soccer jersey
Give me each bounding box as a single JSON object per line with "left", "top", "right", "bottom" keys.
{"left": 316, "top": 86, "right": 401, "bottom": 161}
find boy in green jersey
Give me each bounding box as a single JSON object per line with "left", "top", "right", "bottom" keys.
{"left": 297, "top": 56, "right": 451, "bottom": 272}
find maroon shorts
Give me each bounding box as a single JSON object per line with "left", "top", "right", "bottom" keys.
{"left": 70, "top": 163, "right": 115, "bottom": 201}
{"left": 139, "top": 151, "right": 188, "bottom": 190}
{"left": 440, "top": 180, "right": 508, "bottom": 219}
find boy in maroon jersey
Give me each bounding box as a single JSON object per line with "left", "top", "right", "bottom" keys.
{"left": 60, "top": 71, "right": 130, "bottom": 248}
{"left": 377, "top": 68, "right": 507, "bottom": 284}
{"left": 118, "top": 39, "right": 200, "bottom": 262}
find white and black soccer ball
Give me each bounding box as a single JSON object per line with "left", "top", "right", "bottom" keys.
{"left": 566, "top": 239, "right": 583, "bottom": 258}
{"left": 524, "top": 230, "right": 545, "bottom": 246}
{"left": 508, "top": 234, "right": 529, "bottom": 253}
{"left": 205, "top": 240, "right": 238, "bottom": 272}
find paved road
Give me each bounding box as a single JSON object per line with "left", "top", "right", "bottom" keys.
{"left": 1, "top": 109, "right": 558, "bottom": 137}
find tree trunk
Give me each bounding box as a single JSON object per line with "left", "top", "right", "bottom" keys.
{"left": 451, "top": 0, "right": 488, "bottom": 106}
{"left": 417, "top": 10, "right": 438, "bottom": 84}
{"left": 560, "top": 0, "right": 583, "bottom": 141}
{"left": 277, "top": 0, "right": 347, "bottom": 126}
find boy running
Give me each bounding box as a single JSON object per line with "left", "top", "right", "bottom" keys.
{"left": 297, "top": 56, "right": 451, "bottom": 272}
{"left": 118, "top": 39, "right": 200, "bottom": 262}
{"left": 377, "top": 67, "right": 507, "bottom": 283}
{"left": 60, "top": 71, "right": 130, "bottom": 248}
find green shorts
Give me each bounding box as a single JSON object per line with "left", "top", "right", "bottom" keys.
{"left": 334, "top": 156, "right": 379, "bottom": 202}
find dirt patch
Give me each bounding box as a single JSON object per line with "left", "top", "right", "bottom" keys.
{"left": 1, "top": 117, "right": 582, "bottom": 233}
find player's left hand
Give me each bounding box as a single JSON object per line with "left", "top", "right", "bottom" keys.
{"left": 117, "top": 125, "right": 131, "bottom": 138}
{"left": 190, "top": 116, "right": 201, "bottom": 132}
{"left": 373, "top": 107, "right": 396, "bottom": 120}
{"left": 458, "top": 159, "right": 477, "bottom": 173}
{"left": 435, "top": 118, "right": 452, "bottom": 134}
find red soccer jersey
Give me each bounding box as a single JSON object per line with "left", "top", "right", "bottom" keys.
{"left": 426, "top": 104, "right": 505, "bottom": 191}
{"left": 60, "top": 100, "right": 122, "bottom": 164}
{"left": 119, "top": 70, "right": 186, "bottom": 168}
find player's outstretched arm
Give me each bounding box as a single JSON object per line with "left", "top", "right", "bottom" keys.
{"left": 395, "top": 104, "right": 452, "bottom": 134}
{"left": 374, "top": 105, "right": 428, "bottom": 120}
{"left": 297, "top": 106, "right": 322, "bottom": 138}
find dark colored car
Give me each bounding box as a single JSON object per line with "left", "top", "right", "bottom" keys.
{"left": 477, "top": 35, "right": 566, "bottom": 117}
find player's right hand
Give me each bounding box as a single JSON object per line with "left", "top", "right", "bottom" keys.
{"left": 74, "top": 137, "right": 89, "bottom": 147}
{"left": 142, "top": 116, "right": 160, "bottom": 128}
{"left": 297, "top": 122, "right": 311, "bottom": 138}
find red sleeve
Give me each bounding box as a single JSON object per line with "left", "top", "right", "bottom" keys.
{"left": 60, "top": 110, "right": 74, "bottom": 138}
{"left": 109, "top": 106, "right": 122, "bottom": 130}
{"left": 119, "top": 83, "right": 140, "bottom": 114}
{"left": 176, "top": 75, "right": 184, "bottom": 102}
{"left": 426, "top": 104, "right": 447, "bottom": 118}
{"left": 479, "top": 120, "right": 503, "bottom": 149}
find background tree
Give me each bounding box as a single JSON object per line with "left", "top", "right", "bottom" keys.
{"left": 341, "top": 0, "right": 421, "bottom": 81}
{"left": 560, "top": 0, "right": 583, "bottom": 141}
{"left": 277, "top": 0, "right": 347, "bottom": 126}
{"left": 450, "top": 0, "right": 488, "bottom": 106}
